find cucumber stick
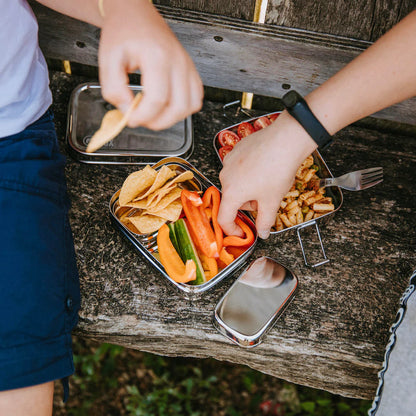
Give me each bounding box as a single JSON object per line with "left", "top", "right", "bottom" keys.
{"left": 173, "top": 219, "right": 206, "bottom": 285}
{"left": 167, "top": 223, "right": 180, "bottom": 254}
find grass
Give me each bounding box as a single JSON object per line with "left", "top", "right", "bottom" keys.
{"left": 53, "top": 337, "right": 371, "bottom": 416}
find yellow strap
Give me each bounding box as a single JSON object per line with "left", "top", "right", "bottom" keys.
{"left": 98, "top": 0, "right": 105, "bottom": 18}
{"left": 242, "top": 0, "right": 269, "bottom": 109}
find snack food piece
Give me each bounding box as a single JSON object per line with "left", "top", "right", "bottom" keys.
{"left": 272, "top": 156, "right": 335, "bottom": 230}
{"left": 86, "top": 92, "right": 143, "bottom": 153}
{"left": 157, "top": 223, "right": 197, "bottom": 284}
{"left": 216, "top": 116, "right": 335, "bottom": 230}
{"left": 160, "top": 187, "right": 255, "bottom": 285}
{"left": 119, "top": 165, "right": 157, "bottom": 206}
{"left": 128, "top": 214, "right": 167, "bottom": 234}
{"left": 115, "top": 165, "right": 195, "bottom": 234}
{"left": 136, "top": 165, "right": 176, "bottom": 200}
{"left": 216, "top": 113, "right": 280, "bottom": 160}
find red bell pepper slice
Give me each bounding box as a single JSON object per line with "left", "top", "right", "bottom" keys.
{"left": 218, "top": 247, "right": 235, "bottom": 267}
{"left": 225, "top": 245, "right": 250, "bottom": 259}
{"left": 223, "top": 216, "right": 255, "bottom": 247}
{"left": 202, "top": 186, "right": 223, "bottom": 253}
{"left": 181, "top": 189, "right": 219, "bottom": 258}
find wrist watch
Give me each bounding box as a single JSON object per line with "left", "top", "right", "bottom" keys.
{"left": 282, "top": 90, "right": 333, "bottom": 150}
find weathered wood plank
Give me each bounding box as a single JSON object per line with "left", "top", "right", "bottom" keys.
{"left": 370, "top": 0, "right": 416, "bottom": 40}
{"left": 153, "top": 0, "right": 257, "bottom": 21}
{"left": 50, "top": 71, "right": 416, "bottom": 400}
{"left": 267, "top": 0, "right": 374, "bottom": 40}
{"left": 31, "top": 2, "right": 416, "bottom": 126}
{"left": 266, "top": 0, "right": 416, "bottom": 41}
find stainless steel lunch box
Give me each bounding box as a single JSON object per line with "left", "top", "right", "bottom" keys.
{"left": 213, "top": 112, "right": 344, "bottom": 268}
{"left": 109, "top": 157, "right": 258, "bottom": 299}
{"left": 213, "top": 256, "right": 299, "bottom": 348}
{"left": 67, "top": 83, "right": 193, "bottom": 165}
{"left": 108, "top": 158, "right": 299, "bottom": 347}
{"left": 68, "top": 92, "right": 303, "bottom": 346}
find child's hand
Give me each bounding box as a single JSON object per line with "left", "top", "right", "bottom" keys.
{"left": 217, "top": 112, "right": 317, "bottom": 239}
{"left": 98, "top": 0, "right": 203, "bottom": 130}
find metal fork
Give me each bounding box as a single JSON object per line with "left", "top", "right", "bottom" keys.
{"left": 317, "top": 167, "right": 383, "bottom": 191}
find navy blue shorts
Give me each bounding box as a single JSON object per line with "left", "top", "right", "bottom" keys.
{"left": 0, "top": 109, "right": 80, "bottom": 399}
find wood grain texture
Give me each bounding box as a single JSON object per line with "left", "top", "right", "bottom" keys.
{"left": 50, "top": 71, "right": 416, "bottom": 400}
{"left": 266, "top": 0, "right": 416, "bottom": 41}
{"left": 30, "top": 2, "right": 416, "bottom": 126}
{"left": 153, "top": 0, "right": 257, "bottom": 21}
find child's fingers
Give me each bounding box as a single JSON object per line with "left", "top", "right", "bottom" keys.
{"left": 135, "top": 65, "right": 202, "bottom": 130}
{"left": 98, "top": 49, "right": 133, "bottom": 114}
{"left": 217, "top": 193, "right": 245, "bottom": 237}
{"left": 255, "top": 201, "right": 280, "bottom": 240}
{"left": 126, "top": 58, "right": 171, "bottom": 128}
{"left": 239, "top": 201, "right": 258, "bottom": 211}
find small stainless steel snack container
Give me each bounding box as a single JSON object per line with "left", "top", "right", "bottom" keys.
{"left": 67, "top": 83, "right": 193, "bottom": 164}
{"left": 214, "top": 256, "right": 299, "bottom": 348}
{"left": 213, "top": 112, "right": 343, "bottom": 268}
{"left": 109, "top": 157, "right": 258, "bottom": 299}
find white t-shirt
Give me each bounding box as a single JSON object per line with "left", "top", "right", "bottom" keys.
{"left": 0, "top": 0, "right": 52, "bottom": 138}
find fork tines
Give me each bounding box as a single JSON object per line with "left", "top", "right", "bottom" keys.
{"left": 361, "top": 167, "right": 383, "bottom": 187}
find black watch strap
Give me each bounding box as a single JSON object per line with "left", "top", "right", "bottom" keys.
{"left": 282, "top": 90, "right": 333, "bottom": 150}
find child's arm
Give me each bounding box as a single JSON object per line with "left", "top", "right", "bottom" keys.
{"left": 218, "top": 10, "right": 416, "bottom": 239}
{"left": 35, "top": 0, "right": 203, "bottom": 130}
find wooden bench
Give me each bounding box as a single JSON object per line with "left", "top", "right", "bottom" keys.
{"left": 32, "top": 1, "right": 416, "bottom": 400}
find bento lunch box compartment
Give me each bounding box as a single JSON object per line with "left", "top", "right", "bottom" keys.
{"left": 109, "top": 157, "right": 258, "bottom": 299}
{"left": 67, "top": 83, "right": 193, "bottom": 165}
{"left": 213, "top": 112, "right": 343, "bottom": 267}
{"left": 213, "top": 256, "right": 299, "bottom": 348}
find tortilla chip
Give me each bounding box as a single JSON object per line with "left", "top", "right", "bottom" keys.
{"left": 119, "top": 216, "right": 131, "bottom": 225}
{"left": 132, "top": 165, "right": 176, "bottom": 201}
{"left": 114, "top": 204, "right": 131, "bottom": 218}
{"left": 124, "top": 220, "right": 140, "bottom": 234}
{"left": 119, "top": 165, "right": 157, "bottom": 206}
{"left": 164, "top": 170, "right": 194, "bottom": 188}
{"left": 145, "top": 185, "right": 172, "bottom": 208}
{"left": 148, "top": 200, "right": 183, "bottom": 222}
{"left": 128, "top": 214, "right": 167, "bottom": 234}
{"left": 147, "top": 187, "right": 182, "bottom": 211}
{"left": 123, "top": 199, "right": 149, "bottom": 209}
{"left": 154, "top": 170, "right": 192, "bottom": 195}
{"left": 118, "top": 208, "right": 138, "bottom": 223}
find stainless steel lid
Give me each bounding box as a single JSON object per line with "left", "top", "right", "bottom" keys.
{"left": 214, "top": 257, "right": 298, "bottom": 347}
{"left": 66, "top": 83, "right": 193, "bottom": 164}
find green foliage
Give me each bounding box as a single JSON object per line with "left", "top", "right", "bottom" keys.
{"left": 69, "top": 342, "right": 124, "bottom": 415}
{"left": 73, "top": 342, "right": 123, "bottom": 384}
{"left": 125, "top": 365, "right": 218, "bottom": 415}
{"left": 281, "top": 382, "right": 371, "bottom": 416}
{"left": 63, "top": 339, "right": 371, "bottom": 416}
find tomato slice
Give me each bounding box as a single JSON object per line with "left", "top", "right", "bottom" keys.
{"left": 237, "top": 122, "right": 255, "bottom": 138}
{"left": 268, "top": 113, "right": 280, "bottom": 122}
{"left": 218, "top": 130, "right": 241, "bottom": 147}
{"left": 253, "top": 116, "right": 272, "bottom": 131}
{"left": 218, "top": 145, "right": 233, "bottom": 161}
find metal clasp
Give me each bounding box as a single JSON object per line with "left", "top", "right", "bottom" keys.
{"left": 296, "top": 220, "right": 330, "bottom": 268}
{"left": 222, "top": 100, "right": 256, "bottom": 122}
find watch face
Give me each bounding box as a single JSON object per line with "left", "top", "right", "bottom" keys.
{"left": 282, "top": 90, "right": 301, "bottom": 108}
